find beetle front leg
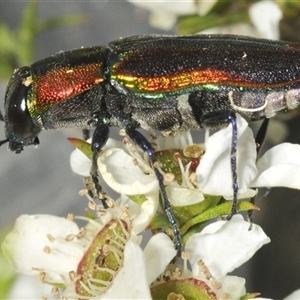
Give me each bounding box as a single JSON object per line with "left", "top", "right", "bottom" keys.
{"left": 125, "top": 127, "right": 182, "bottom": 255}
{"left": 91, "top": 123, "right": 110, "bottom": 208}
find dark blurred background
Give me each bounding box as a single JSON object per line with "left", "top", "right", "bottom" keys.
{"left": 1, "top": 2, "right": 300, "bottom": 299}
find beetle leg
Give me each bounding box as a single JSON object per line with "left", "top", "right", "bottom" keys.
{"left": 203, "top": 112, "right": 238, "bottom": 220}
{"left": 227, "top": 112, "right": 238, "bottom": 219}
{"left": 91, "top": 123, "right": 110, "bottom": 208}
{"left": 125, "top": 127, "right": 182, "bottom": 255}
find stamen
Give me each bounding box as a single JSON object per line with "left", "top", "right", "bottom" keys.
{"left": 163, "top": 270, "right": 171, "bottom": 282}
{"left": 67, "top": 213, "right": 75, "bottom": 221}
{"left": 164, "top": 173, "right": 175, "bottom": 183}
{"left": 181, "top": 251, "right": 189, "bottom": 276}
{"left": 197, "top": 259, "right": 222, "bottom": 290}
{"left": 149, "top": 131, "right": 157, "bottom": 140}
{"left": 46, "top": 233, "right": 55, "bottom": 242}
{"left": 69, "top": 270, "right": 76, "bottom": 281}
{"left": 77, "top": 227, "right": 87, "bottom": 239}
{"left": 51, "top": 287, "right": 59, "bottom": 296}
{"left": 197, "top": 260, "right": 211, "bottom": 280}
{"left": 65, "top": 234, "right": 76, "bottom": 242}
{"left": 172, "top": 267, "right": 182, "bottom": 278}
{"left": 39, "top": 272, "right": 46, "bottom": 282}
{"left": 88, "top": 200, "right": 97, "bottom": 210}
{"left": 43, "top": 246, "right": 51, "bottom": 254}
{"left": 87, "top": 277, "right": 110, "bottom": 288}
{"left": 189, "top": 172, "right": 197, "bottom": 183}
{"left": 79, "top": 189, "right": 88, "bottom": 196}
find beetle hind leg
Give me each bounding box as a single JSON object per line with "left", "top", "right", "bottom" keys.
{"left": 203, "top": 111, "right": 238, "bottom": 220}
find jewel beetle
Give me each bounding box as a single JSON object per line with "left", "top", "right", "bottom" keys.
{"left": 2, "top": 34, "right": 300, "bottom": 253}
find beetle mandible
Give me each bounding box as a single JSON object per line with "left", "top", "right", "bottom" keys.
{"left": 2, "top": 34, "right": 300, "bottom": 253}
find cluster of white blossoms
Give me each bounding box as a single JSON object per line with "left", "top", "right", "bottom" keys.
{"left": 3, "top": 1, "right": 300, "bottom": 298}
{"left": 3, "top": 112, "right": 300, "bottom": 299}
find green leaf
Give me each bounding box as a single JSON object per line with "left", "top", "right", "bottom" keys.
{"left": 17, "top": 0, "right": 38, "bottom": 66}
{"left": 177, "top": 12, "right": 250, "bottom": 35}
{"left": 37, "top": 14, "right": 87, "bottom": 33}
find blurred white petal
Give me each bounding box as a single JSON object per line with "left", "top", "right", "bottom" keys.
{"left": 252, "top": 143, "right": 300, "bottom": 189}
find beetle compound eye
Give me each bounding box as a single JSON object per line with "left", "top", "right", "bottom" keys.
{"left": 5, "top": 67, "right": 35, "bottom": 139}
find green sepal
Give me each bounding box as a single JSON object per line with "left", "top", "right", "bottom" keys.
{"left": 148, "top": 212, "right": 170, "bottom": 230}
{"left": 128, "top": 194, "right": 148, "bottom": 206}
{"left": 68, "top": 137, "right": 92, "bottom": 160}
{"left": 240, "top": 292, "right": 261, "bottom": 300}
{"left": 173, "top": 195, "right": 221, "bottom": 226}
{"left": 181, "top": 222, "right": 208, "bottom": 245}
{"left": 180, "top": 201, "right": 256, "bottom": 235}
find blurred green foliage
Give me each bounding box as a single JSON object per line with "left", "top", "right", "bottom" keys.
{"left": 0, "top": 0, "right": 86, "bottom": 81}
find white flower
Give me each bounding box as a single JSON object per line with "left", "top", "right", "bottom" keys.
{"left": 127, "top": 0, "right": 217, "bottom": 30}
{"left": 2, "top": 208, "right": 176, "bottom": 299}
{"left": 185, "top": 215, "right": 270, "bottom": 299}
{"left": 70, "top": 113, "right": 300, "bottom": 209}
{"left": 196, "top": 114, "right": 257, "bottom": 200}
{"left": 202, "top": 1, "right": 282, "bottom": 39}
{"left": 251, "top": 143, "right": 300, "bottom": 190}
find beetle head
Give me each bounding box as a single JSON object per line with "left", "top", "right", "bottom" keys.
{"left": 0, "top": 67, "right": 40, "bottom": 153}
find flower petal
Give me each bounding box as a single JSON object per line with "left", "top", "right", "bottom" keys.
{"left": 252, "top": 143, "right": 300, "bottom": 189}
{"left": 167, "top": 185, "right": 204, "bottom": 206}
{"left": 186, "top": 215, "right": 270, "bottom": 278}
{"left": 2, "top": 215, "right": 81, "bottom": 277}
{"left": 249, "top": 1, "right": 282, "bottom": 39}
{"left": 131, "top": 192, "right": 159, "bottom": 234}
{"left": 101, "top": 239, "right": 152, "bottom": 299}
{"left": 196, "top": 114, "right": 257, "bottom": 198}
{"left": 70, "top": 146, "right": 91, "bottom": 177}
{"left": 156, "top": 131, "right": 193, "bottom": 151}
{"left": 126, "top": 0, "right": 202, "bottom": 30}
{"left": 284, "top": 289, "right": 300, "bottom": 300}
{"left": 70, "top": 138, "right": 125, "bottom": 177}
{"left": 143, "top": 233, "right": 177, "bottom": 285}
{"left": 98, "top": 148, "right": 159, "bottom": 195}
{"left": 217, "top": 275, "right": 246, "bottom": 299}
